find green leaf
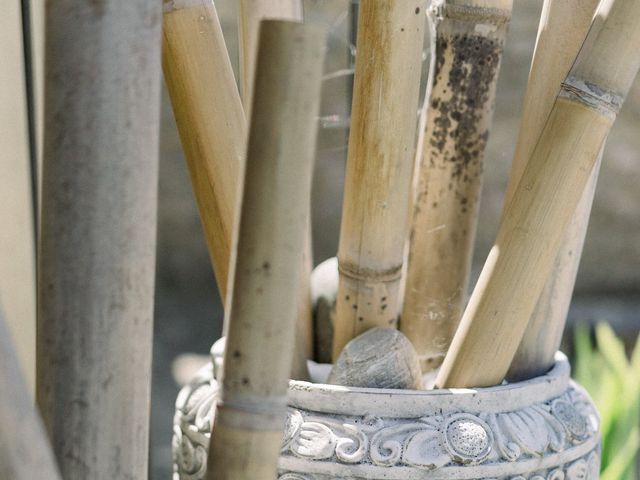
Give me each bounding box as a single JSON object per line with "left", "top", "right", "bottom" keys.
{"left": 600, "top": 425, "right": 640, "bottom": 480}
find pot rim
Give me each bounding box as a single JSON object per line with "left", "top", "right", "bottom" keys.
{"left": 287, "top": 352, "right": 570, "bottom": 417}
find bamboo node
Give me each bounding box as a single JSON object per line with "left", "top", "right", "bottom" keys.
{"left": 559, "top": 77, "right": 623, "bottom": 118}
{"left": 431, "top": 1, "right": 511, "bottom": 26}
{"left": 337, "top": 261, "right": 403, "bottom": 283}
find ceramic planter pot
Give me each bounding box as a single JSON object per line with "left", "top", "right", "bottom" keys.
{"left": 173, "top": 352, "right": 600, "bottom": 480}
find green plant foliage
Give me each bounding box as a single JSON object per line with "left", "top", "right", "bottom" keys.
{"left": 573, "top": 323, "right": 640, "bottom": 480}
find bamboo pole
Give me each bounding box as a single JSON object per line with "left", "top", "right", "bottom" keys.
{"left": 0, "top": 0, "right": 37, "bottom": 394}
{"left": 435, "top": 0, "right": 640, "bottom": 389}
{"left": 238, "top": 0, "right": 311, "bottom": 379}
{"left": 38, "top": 2, "right": 162, "bottom": 478}
{"left": 332, "top": 0, "right": 426, "bottom": 360}
{"left": 0, "top": 308, "right": 61, "bottom": 480}
{"left": 206, "top": 20, "right": 325, "bottom": 480}
{"left": 505, "top": 0, "right": 601, "bottom": 382}
{"left": 164, "top": 0, "right": 311, "bottom": 378}
{"left": 163, "top": 0, "right": 245, "bottom": 300}
{"left": 400, "top": 0, "right": 512, "bottom": 373}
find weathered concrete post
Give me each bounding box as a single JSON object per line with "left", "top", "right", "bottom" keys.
{"left": 38, "top": 2, "right": 162, "bottom": 478}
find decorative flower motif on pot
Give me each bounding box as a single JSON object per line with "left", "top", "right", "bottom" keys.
{"left": 443, "top": 413, "right": 493, "bottom": 464}
{"left": 552, "top": 399, "right": 589, "bottom": 442}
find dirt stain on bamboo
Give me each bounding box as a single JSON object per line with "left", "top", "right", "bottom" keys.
{"left": 425, "top": 30, "right": 504, "bottom": 208}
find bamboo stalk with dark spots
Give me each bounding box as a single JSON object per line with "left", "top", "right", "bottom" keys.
{"left": 436, "top": 0, "right": 640, "bottom": 388}
{"left": 400, "top": 0, "right": 512, "bottom": 373}
{"left": 332, "top": 0, "right": 427, "bottom": 360}
{"left": 506, "top": 0, "right": 601, "bottom": 382}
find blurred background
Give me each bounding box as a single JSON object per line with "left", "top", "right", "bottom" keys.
{"left": 1, "top": 1, "right": 639, "bottom": 478}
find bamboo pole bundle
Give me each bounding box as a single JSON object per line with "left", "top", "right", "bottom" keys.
{"left": 400, "top": 0, "right": 512, "bottom": 373}
{"left": 163, "top": 0, "right": 245, "bottom": 300}
{"left": 332, "top": 0, "right": 427, "bottom": 360}
{"left": 0, "top": 308, "right": 61, "bottom": 480}
{"left": 505, "top": 0, "right": 601, "bottom": 382}
{"left": 38, "top": 2, "right": 162, "bottom": 478}
{"left": 436, "top": 0, "right": 640, "bottom": 389}
{"left": 205, "top": 20, "right": 325, "bottom": 480}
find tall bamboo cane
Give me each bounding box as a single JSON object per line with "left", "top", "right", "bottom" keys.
{"left": 0, "top": 0, "right": 37, "bottom": 394}
{"left": 164, "top": 0, "right": 311, "bottom": 378}
{"left": 163, "top": 0, "right": 245, "bottom": 300}
{"left": 332, "top": 0, "right": 426, "bottom": 360}
{"left": 38, "top": 2, "right": 162, "bottom": 478}
{"left": 505, "top": 0, "right": 601, "bottom": 382}
{"left": 436, "top": 0, "right": 640, "bottom": 388}
{"left": 400, "top": 0, "right": 512, "bottom": 373}
{"left": 205, "top": 20, "right": 325, "bottom": 480}
{"left": 0, "top": 308, "right": 61, "bottom": 480}
{"left": 237, "top": 0, "right": 311, "bottom": 379}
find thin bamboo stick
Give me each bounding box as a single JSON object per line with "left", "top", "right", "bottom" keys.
{"left": 38, "top": 2, "right": 162, "bottom": 478}
{"left": 162, "top": 0, "right": 245, "bottom": 301}
{"left": 206, "top": 21, "right": 325, "bottom": 480}
{"left": 400, "top": 0, "right": 512, "bottom": 373}
{"left": 505, "top": 0, "right": 601, "bottom": 382}
{"left": 0, "top": 308, "right": 61, "bottom": 480}
{"left": 0, "top": 0, "right": 37, "bottom": 394}
{"left": 332, "top": 0, "right": 427, "bottom": 360}
{"left": 435, "top": 0, "right": 640, "bottom": 388}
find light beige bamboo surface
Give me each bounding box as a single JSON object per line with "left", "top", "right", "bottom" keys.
{"left": 401, "top": 0, "right": 512, "bottom": 373}
{"left": 0, "top": 0, "right": 37, "bottom": 395}
{"left": 436, "top": 0, "right": 640, "bottom": 388}
{"left": 206, "top": 20, "right": 325, "bottom": 480}
{"left": 506, "top": 0, "right": 601, "bottom": 382}
{"left": 38, "top": 2, "right": 162, "bottom": 478}
{"left": 237, "top": 0, "right": 310, "bottom": 379}
{"left": 332, "top": 0, "right": 427, "bottom": 360}
{"left": 163, "top": 0, "right": 246, "bottom": 300}
{"left": 0, "top": 309, "right": 61, "bottom": 480}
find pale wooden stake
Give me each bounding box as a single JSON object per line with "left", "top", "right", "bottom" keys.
{"left": 163, "top": 0, "right": 246, "bottom": 300}
{"left": 206, "top": 20, "right": 325, "bottom": 480}
{"left": 332, "top": 0, "right": 426, "bottom": 360}
{"left": 38, "top": 2, "right": 162, "bottom": 478}
{"left": 401, "top": 0, "right": 512, "bottom": 373}
{"left": 0, "top": 308, "right": 61, "bottom": 480}
{"left": 505, "top": 0, "right": 601, "bottom": 382}
{"left": 436, "top": 0, "right": 640, "bottom": 388}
